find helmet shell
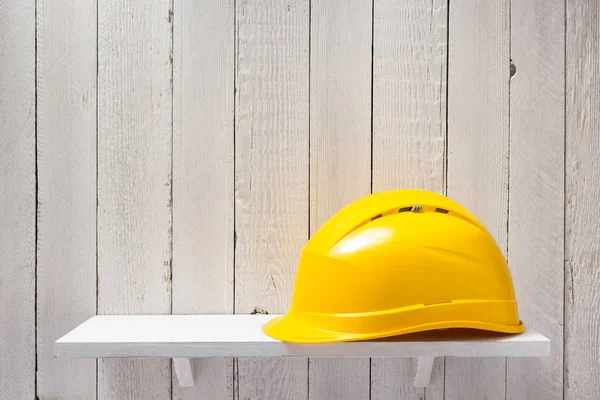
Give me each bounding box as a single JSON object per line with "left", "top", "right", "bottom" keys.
{"left": 263, "top": 190, "right": 524, "bottom": 343}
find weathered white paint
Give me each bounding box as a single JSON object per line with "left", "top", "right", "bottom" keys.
{"left": 309, "top": 0, "right": 372, "bottom": 398}
{"left": 0, "top": 1, "right": 35, "bottom": 398}
{"left": 172, "top": 0, "right": 235, "bottom": 398}
{"left": 54, "top": 315, "right": 550, "bottom": 359}
{"left": 371, "top": 0, "right": 447, "bottom": 398}
{"left": 446, "top": 0, "right": 510, "bottom": 399}
{"left": 97, "top": 0, "right": 173, "bottom": 398}
{"left": 566, "top": 1, "right": 600, "bottom": 399}
{"left": 234, "top": 0, "right": 310, "bottom": 398}
{"left": 507, "top": 0, "right": 565, "bottom": 399}
{"left": 35, "top": 0, "right": 98, "bottom": 398}
{"left": 372, "top": 0, "right": 447, "bottom": 192}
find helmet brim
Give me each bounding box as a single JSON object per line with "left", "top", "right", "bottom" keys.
{"left": 263, "top": 313, "right": 525, "bottom": 344}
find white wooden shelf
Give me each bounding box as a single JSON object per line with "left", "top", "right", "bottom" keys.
{"left": 55, "top": 315, "right": 550, "bottom": 388}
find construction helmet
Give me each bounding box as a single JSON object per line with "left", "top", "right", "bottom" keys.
{"left": 262, "top": 189, "right": 524, "bottom": 343}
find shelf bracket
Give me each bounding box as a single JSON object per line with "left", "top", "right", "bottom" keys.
{"left": 173, "top": 358, "right": 194, "bottom": 387}
{"left": 414, "top": 356, "right": 435, "bottom": 388}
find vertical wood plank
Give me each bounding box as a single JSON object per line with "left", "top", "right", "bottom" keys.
{"left": 309, "top": 1, "right": 371, "bottom": 399}
{"left": 565, "top": 1, "right": 600, "bottom": 398}
{"left": 234, "top": 0, "right": 309, "bottom": 398}
{"left": 445, "top": 0, "right": 510, "bottom": 399}
{"left": 36, "top": 0, "right": 98, "bottom": 398}
{"left": 0, "top": 1, "right": 35, "bottom": 398}
{"left": 97, "top": 1, "right": 173, "bottom": 398}
{"left": 372, "top": 0, "right": 447, "bottom": 192}
{"left": 507, "top": 0, "right": 564, "bottom": 399}
{"left": 172, "top": 0, "right": 234, "bottom": 398}
{"left": 370, "top": 0, "right": 447, "bottom": 398}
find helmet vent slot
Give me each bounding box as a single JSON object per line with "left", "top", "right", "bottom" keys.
{"left": 435, "top": 208, "right": 449, "bottom": 214}
{"left": 398, "top": 206, "right": 423, "bottom": 213}
{"left": 371, "top": 214, "right": 382, "bottom": 221}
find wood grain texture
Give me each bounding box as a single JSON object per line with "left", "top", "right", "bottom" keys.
{"left": 35, "top": 0, "right": 98, "bottom": 398}
{"left": 97, "top": 0, "right": 173, "bottom": 398}
{"left": 309, "top": 1, "right": 372, "bottom": 398}
{"left": 237, "top": 358, "right": 307, "bottom": 400}
{"left": 0, "top": 1, "right": 35, "bottom": 398}
{"left": 566, "top": 1, "right": 600, "bottom": 399}
{"left": 371, "top": 0, "right": 447, "bottom": 397}
{"left": 234, "top": 0, "right": 309, "bottom": 398}
{"left": 445, "top": 0, "right": 510, "bottom": 399}
{"left": 372, "top": 0, "right": 447, "bottom": 192}
{"left": 172, "top": 0, "right": 234, "bottom": 398}
{"left": 309, "top": 358, "right": 369, "bottom": 400}
{"left": 507, "top": 0, "right": 565, "bottom": 399}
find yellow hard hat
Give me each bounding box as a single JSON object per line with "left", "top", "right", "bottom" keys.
{"left": 263, "top": 189, "right": 524, "bottom": 343}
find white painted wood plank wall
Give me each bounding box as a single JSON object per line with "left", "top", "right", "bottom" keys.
{"left": 566, "top": 1, "right": 600, "bottom": 398}
{"left": 173, "top": 0, "right": 235, "bottom": 398}
{"left": 234, "top": 1, "right": 310, "bottom": 399}
{"left": 1, "top": 0, "right": 599, "bottom": 399}
{"left": 0, "top": 1, "right": 35, "bottom": 398}
{"left": 36, "top": 0, "right": 97, "bottom": 398}
{"left": 508, "top": 0, "right": 565, "bottom": 398}
{"left": 97, "top": 1, "right": 173, "bottom": 398}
